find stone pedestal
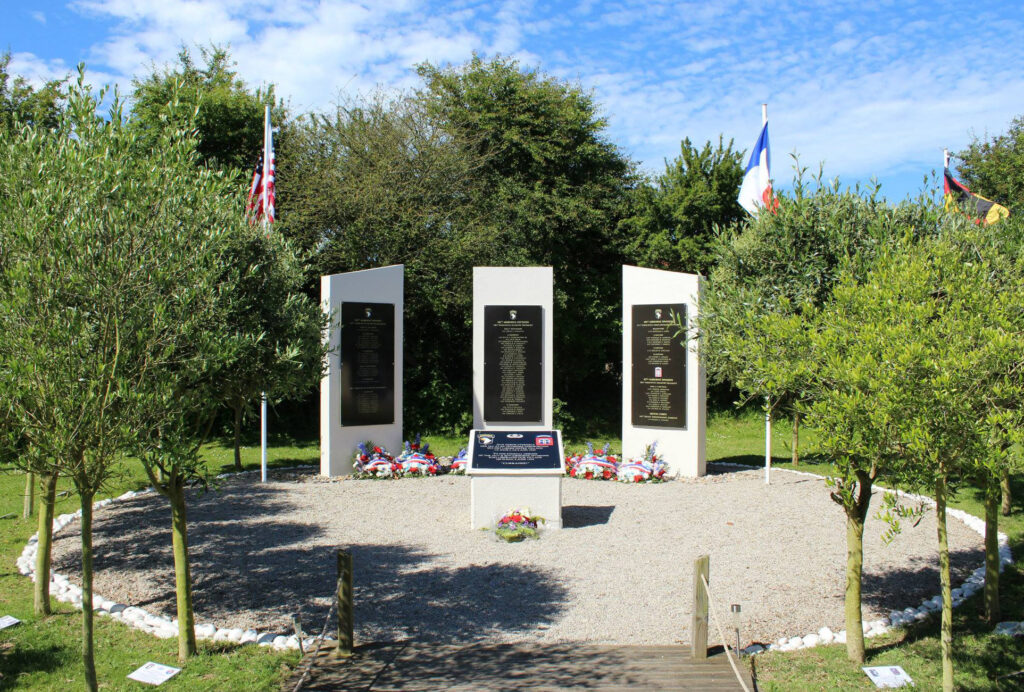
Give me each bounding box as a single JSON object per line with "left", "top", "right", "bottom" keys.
{"left": 467, "top": 429, "right": 565, "bottom": 530}
{"left": 470, "top": 476, "right": 563, "bottom": 530}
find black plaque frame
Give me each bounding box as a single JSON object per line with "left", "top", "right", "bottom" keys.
{"left": 468, "top": 430, "right": 564, "bottom": 474}
{"left": 631, "top": 303, "right": 687, "bottom": 428}
{"left": 340, "top": 302, "right": 395, "bottom": 426}
{"left": 483, "top": 305, "right": 543, "bottom": 423}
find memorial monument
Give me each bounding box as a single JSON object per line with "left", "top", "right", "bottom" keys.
{"left": 320, "top": 265, "right": 403, "bottom": 477}
{"left": 470, "top": 267, "right": 561, "bottom": 528}
{"left": 622, "top": 265, "right": 706, "bottom": 477}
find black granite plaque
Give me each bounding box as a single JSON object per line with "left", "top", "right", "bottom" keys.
{"left": 340, "top": 302, "right": 395, "bottom": 426}
{"left": 483, "top": 305, "right": 543, "bottom": 423}
{"left": 470, "top": 430, "right": 563, "bottom": 471}
{"left": 631, "top": 303, "right": 686, "bottom": 428}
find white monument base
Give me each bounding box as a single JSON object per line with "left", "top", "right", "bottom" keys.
{"left": 470, "top": 476, "right": 563, "bottom": 530}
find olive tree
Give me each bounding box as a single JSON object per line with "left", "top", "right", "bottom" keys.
{"left": 800, "top": 226, "right": 1024, "bottom": 687}
{"left": 0, "top": 69, "right": 243, "bottom": 687}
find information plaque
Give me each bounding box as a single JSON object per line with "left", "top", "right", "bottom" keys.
{"left": 631, "top": 303, "right": 686, "bottom": 428}
{"left": 468, "top": 430, "right": 564, "bottom": 474}
{"left": 483, "top": 305, "right": 543, "bottom": 423}
{"left": 340, "top": 302, "right": 395, "bottom": 426}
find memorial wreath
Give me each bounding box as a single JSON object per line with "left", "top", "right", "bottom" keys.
{"left": 494, "top": 508, "right": 545, "bottom": 542}
{"left": 353, "top": 442, "right": 398, "bottom": 478}
{"left": 565, "top": 442, "right": 618, "bottom": 480}
{"left": 617, "top": 441, "right": 668, "bottom": 483}
{"left": 396, "top": 434, "right": 440, "bottom": 476}
{"left": 448, "top": 448, "right": 468, "bottom": 475}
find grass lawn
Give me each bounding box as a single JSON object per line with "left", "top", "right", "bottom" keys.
{"left": 1, "top": 415, "right": 1021, "bottom": 690}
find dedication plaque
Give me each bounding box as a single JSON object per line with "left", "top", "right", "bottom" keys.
{"left": 469, "top": 430, "right": 564, "bottom": 473}
{"left": 340, "top": 302, "right": 395, "bottom": 426}
{"left": 631, "top": 304, "right": 686, "bottom": 428}
{"left": 483, "top": 305, "right": 543, "bottom": 422}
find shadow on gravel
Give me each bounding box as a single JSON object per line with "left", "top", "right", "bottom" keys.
{"left": 49, "top": 481, "right": 328, "bottom": 626}
{"left": 563, "top": 505, "right": 615, "bottom": 528}
{"left": 860, "top": 545, "right": 986, "bottom": 612}
{"left": 707, "top": 455, "right": 770, "bottom": 469}
{"left": 347, "top": 543, "right": 570, "bottom": 644}
{"left": 49, "top": 482, "right": 571, "bottom": 641}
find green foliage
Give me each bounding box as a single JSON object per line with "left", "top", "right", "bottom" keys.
{"left": 213, "top": 226, "right": 327, "bottom": 465}
{"left": 701, "top": 172, "right": 934, "bottom": 409}
{"left": 0, "top": 52, "right": 67, "bottom": 133}
{"left": 0, "top": 66, "right": 257, "bottom": 685}
{"left": 279, "top": 91, "right": 496, "bottom": 433}
{"left": 956, "top": 115, "right": 1024, "bottom": 210}
{"left": 621, "top": 136, "right": 744, "bottom": 275}
{"left": 417, "top": 55, "right": 636, "bottom": 427}
{"left": 130, "top": 44, "right": 281, "bottom": 175}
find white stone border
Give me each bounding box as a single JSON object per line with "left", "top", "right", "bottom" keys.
{"left": 17, "top": 462, "right": 1015, "bottom": 654}
{"left": 15, "top": 466, "right": 328, "bottom": 652}
{"left": 708, "top": 462, "right": 1013, "bottom": 655}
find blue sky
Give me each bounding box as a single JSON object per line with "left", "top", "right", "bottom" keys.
{"left": 4, "top": 1, "right": 1024, "bottom": 201}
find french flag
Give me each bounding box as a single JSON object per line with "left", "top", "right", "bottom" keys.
{"left": 738, "top": 122, "right": 776, "bottom": 215}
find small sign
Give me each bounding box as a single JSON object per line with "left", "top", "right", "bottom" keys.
{"left": 862, "top": 666, "right": 914, "bottom": 688}
{"left": 128, "top": 662, "right": 181, "bottom": 686}
{"left": 0, "top": 615, "right": 21, "bottom": 630}
{"left": 468, "top": 430, "right": 564, "bottom": 475}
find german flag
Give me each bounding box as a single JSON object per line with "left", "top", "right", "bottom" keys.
{"left": 943, "top": 168, "right": 1010, "bottom": 225}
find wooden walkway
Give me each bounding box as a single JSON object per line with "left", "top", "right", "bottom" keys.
{"left": 284, "top": 642, "right": 753, "bottom": 691}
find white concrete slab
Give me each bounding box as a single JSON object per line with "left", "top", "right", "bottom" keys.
{"left": 621, "top": 265, "right": 706, "bottom": 477}
{"left": 472, "top": 267, "right": 553, "bottom": 430}
{"left": 320, "top": 265, "right": 403, "bottom": 477}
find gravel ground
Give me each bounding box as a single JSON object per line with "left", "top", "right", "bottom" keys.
{"left": 48, "top": 466, "right": 984, "bottom": 647}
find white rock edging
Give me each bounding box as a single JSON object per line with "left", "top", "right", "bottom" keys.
{"left": 709, "top": 462, "right": 1013, "bottom": 655}
{"left": 16, "top": 466, "right": 332, "bottom": 653}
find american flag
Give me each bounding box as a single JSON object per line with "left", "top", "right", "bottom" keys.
{"left": 247, "top": 108, "right": 275, "bottom": 224}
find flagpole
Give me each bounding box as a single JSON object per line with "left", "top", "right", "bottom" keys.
{"left": 943, "top": 148, "right": 950, "bottom": 169}
{"left": 261, "top": 105, "right": 270, "bottom": 484}
{"left": 761, "top": 103, "right": 772, "bottom": 485}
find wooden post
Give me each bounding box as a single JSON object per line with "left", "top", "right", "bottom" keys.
{"left": 336, "top": 550, "right": 353, "bottom": 657}
{"left": 692, "top": 554, "right": 709, "bottom": 660}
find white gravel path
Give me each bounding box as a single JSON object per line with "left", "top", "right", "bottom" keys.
{"left": 48, "top": 466, "right": 985, "bottom": 647}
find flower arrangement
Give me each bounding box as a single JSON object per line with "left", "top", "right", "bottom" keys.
{"left": 494, "top": 508, "right": 544, "bottom": 542}
{"left": 396, "top": 434, "right": 440, "bottom": 476}
{"left": 617, "top": 441, "right": 668, "bottom": 483}
{"left": 566, "top": 442, "right": 618, "bottom": 480}
{"left": 354, "top": 442, "right": 398, "bottom": 478}
{"left": 449, "top": 448, "right": 468, "bottom": 475}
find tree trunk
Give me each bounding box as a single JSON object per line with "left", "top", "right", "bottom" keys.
{"left": 843, "top": 471, "right": 872, "bottom": 663}
{"left": 34, "top": 471, "right": 59, "bottom": 616}
{"left": 1001, "top": 468, "right": 1012, "bottom": 516}
{"left": 845, "top": 510, "right": 866, "bottom": 662}
{"left": 169, "top": 479, "right": 197, "bottom": 661}
{"left": 23, "top": 472, "right": 35, "bottom": 518}
{"left": 936, "top": 475, "right": 954, "bottom": 692}
{"left": 791, "top": 412, "right": 800, "bottom": 466}
{"left": 984, "top": 474, "right": 1000, "bottom": 625}
{"left": 80, "top": 489, "right": 98, "bottom": 692}
{"left": 233, "top": 402, "right": 243, "bottom": 472}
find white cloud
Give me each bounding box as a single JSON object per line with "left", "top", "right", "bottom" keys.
{"left": 10, "top": 0, "right": 1018, "bottom": 199}
{"left": 31, "top": 11, "right": 46, "bottom": 24}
